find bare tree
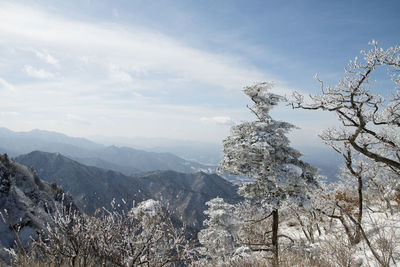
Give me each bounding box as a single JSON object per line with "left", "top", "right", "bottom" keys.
{"left": 290, "top": 41, "right": 400, "bottom": 262}
{"left": 32, "top": 199, "right": 194, "bottom": 267}
{"left": 292, "top": 41, "right": 400, "bottom": 172}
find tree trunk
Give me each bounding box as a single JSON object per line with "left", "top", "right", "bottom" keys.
{"left": 272, "top": 209, "right": 279, "bottom": 267}
{"left": 354, "top": 175, "right": 363, "bottom": 244}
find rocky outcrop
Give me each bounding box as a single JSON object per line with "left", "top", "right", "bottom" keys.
{"left": 0, "top": 154, "right": 75, "bottom": 260}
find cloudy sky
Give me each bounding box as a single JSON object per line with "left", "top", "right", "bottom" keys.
{"left": 0, "top": 0, "right": 399, "bottom": 147}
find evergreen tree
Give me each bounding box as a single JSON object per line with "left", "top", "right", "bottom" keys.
{"left": 219, "top": 82, "right": 318, "bottom": 266}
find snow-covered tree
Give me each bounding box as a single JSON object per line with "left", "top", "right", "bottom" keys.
{"left": 219, "top": 82, "right": 318, "bottom": 266}
{"left": 198, "top": 198, "right": 241, "bottom": 257}
{"left": 292, "top": 41, "right": 400, "bottom": 171}
{"left": 31, "top": 199, "right": 193, "bottom": 267}
{"left": 291, "top": 41, "right": 400, "bottom": 246}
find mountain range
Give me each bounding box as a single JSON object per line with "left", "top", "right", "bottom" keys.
{"left": 0, "top": 127, "right": 216, "bottom": 176}
{"left": 0, "top": 127, "right": 342, "bottom": 182}
{"left": 0, "top": 126, "right": 343, "bottom": 263}
{"left": 15, "top": 151, "right": 241, "bottom": 229}
{"left": 89, "top": 135, "right": 223, "bottom": 165}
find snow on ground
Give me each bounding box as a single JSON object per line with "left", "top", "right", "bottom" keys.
{"left": 281, "top": 203, "right": 400, "bottom": 266}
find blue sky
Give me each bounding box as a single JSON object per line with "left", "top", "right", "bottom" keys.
{"left": 0, "top": 0, "right": 399, "bottom": 146}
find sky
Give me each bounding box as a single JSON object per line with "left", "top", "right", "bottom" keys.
{"left": 0, "top": 0, "right": 399, "bottom": 147}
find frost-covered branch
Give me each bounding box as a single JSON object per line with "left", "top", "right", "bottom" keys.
{"left": 290, "top": 41, "right": 400, "bottom": 171}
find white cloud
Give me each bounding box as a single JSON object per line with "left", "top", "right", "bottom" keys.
{"left": 66, "top": 113, "right": 90, "bottom": 125}
{"left": 112, "top": 8, "right": 120, "bottom": 18}
{"left": 0, "top": 3, "right": 268, "bottom": 90}
{"left": 0, "top": 111, "right": 20, "bottom": 116}
{"left": 24, "top": 65, "right": 55, "bottom": 79}
{"left": 0, "top": 2, "right": 324, "bottom": 144}
{"left": 109, "top": 65, "right": 133, "bottom": 83}
{"left": 200, "top": 116, "right": 235, "bottom": 126}
{"left": 35, "top": 50, "right": 59, "bottom": 66}
{"left": 0, "top": 78, "right": 14, "bottom": 90}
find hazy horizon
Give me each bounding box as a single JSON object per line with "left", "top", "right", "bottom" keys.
{"left": 0, "top": 0, "right": 399, "bottom": 147}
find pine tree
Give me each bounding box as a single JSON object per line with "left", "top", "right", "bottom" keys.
{"left": 219, "top": 82, "right": 318, "bottom": 266}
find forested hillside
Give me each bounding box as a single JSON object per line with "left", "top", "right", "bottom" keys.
{"left": 15, "top": 151, "right": 241, "bottom": 230}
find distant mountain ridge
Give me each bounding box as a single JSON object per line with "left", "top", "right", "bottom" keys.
{"left": 15, "top": 151, "right": 241, "bottom": 229}
{"left": 15, "top": 151, "right": 148, "bottom": 214}
{"left": 89, "top": 135, "right": 223, "bottom": 165}
{"left": 0, "top": 127, "right": 342, "bottom": 182}
{"left": 0, "top": 127, "right": 216, "bottom": 175}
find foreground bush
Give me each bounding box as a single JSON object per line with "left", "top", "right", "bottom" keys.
{"left": 7, "top": 199, "right": 195, "bottom": 267}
